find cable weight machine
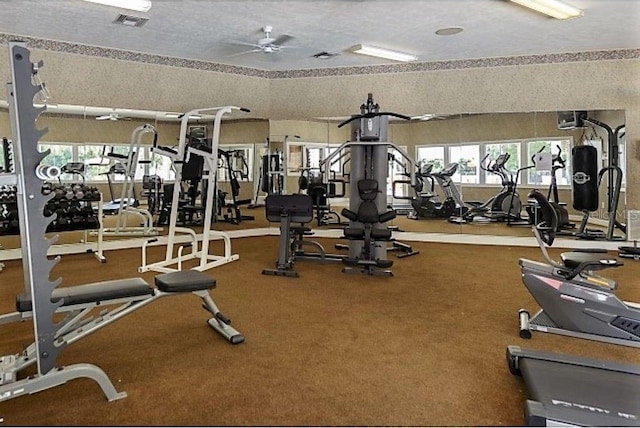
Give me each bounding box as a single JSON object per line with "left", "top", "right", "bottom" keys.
{"left": 323, "top": 93, "right": 419, "bottom": 274}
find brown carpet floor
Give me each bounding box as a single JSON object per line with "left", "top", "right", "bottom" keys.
{"left": 0, "top": 237, "right": 638, "bottom": 426}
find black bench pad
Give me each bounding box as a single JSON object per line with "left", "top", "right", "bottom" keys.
{"left": 17, "top": 278, "right": 153, "bottom": 312}
{"left": 154, "top": 270, "right": 216, "bottom": 293}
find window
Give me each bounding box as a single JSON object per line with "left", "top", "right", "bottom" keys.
{"left": 526, "top": 139, "right": 572, "bottom": 187}
{"left": 484, "top": 142, "right": 521, "bottom": 185}
{"left": 448, "top": 145, "right": 480, "bottom": 184}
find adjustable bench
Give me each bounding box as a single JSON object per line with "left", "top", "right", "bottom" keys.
{"left": 0, "top": 269, "right": 244, "bottom": 402}
{"left": 10, "top": 269, "right": 243, "bottom": 345}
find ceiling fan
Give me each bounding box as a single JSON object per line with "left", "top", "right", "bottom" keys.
{"left": 228, "top": 25, "right": 295, "bottom": 56}
{"left": 96, "top": 112, "right": 132, "bottom": 121}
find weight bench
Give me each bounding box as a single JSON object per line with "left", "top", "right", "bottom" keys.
{"left": 0, "top": 269, "right": 243, "bottom": 402}
{"left": 262, "top": 193, "right": 315, "bottom": 277}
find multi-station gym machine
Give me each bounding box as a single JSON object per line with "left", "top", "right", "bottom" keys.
{"left": 322, "top": 93, "right": 418, "bottom": 275}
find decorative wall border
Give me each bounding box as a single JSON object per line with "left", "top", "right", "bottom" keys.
{"left": 1, "top": 32, "right": 639, "bottom": 80}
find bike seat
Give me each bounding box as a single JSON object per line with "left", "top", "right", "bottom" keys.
{"left": 560, "top": 251, "right": 622, "bottom": 271}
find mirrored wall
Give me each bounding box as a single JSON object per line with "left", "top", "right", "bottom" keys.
{"left": 0, "top": 107, "right": 628, "bottom": 253}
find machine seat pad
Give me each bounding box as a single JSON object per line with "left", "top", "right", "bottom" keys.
{"left": 371, "top": 228, "right": 392, "bottom": 240}
{"left": 155, "top": 270, "right": 216, "bottom": 293}
{"left": 17, "top": 278, "right": 153, "bottom": 312}
{"left": 560, "top": 251, "right": 620, "bottom": 270}
{"left": 343, "top": 227, "right": 365, "bottom": 239}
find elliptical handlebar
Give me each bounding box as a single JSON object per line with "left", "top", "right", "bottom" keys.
{"left": 552, "top": 144, "right": 566, "bottom": 170}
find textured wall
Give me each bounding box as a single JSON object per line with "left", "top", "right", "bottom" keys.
{"left": 0, "top": 46, "right": 271, "bottom": 119}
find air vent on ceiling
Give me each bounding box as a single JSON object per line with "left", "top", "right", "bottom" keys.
{"left": 312, "top": 51, "right": 339, "bottom": 59}
{"left": 113, "top": 14, "right": 149, "bottom": 27}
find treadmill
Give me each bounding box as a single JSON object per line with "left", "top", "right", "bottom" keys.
{"left": 507, "top": 345, "right": 640, "bottom": 426}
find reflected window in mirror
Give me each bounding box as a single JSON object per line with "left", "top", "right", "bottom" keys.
{"left": 287, "top": 142, "right": 343, "bottom": 176}
{"left": 38, "top": 142, "right": 75, "bottom": 170}
{"left": 484, "top": 142, "right": 522, "bottom": 185}
{"left": 416, "top": 145, "right": 445, "bottom": 171}
{"left": 388, "top": 146, "right": 411, "bottom": 200}
{"left": 217, "top": 144, "right": 253, "bottom": 182}
{"left": 526, "top": 138, "right": 572, "bottom": 187}
{"left": 619, "top": 138, "right": 626, "bottom": 191}
{"left": 449, "top": 145, "right": 480, "bottom": 184}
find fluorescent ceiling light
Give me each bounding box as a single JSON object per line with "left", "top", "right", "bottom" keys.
{"left": 81, "top": 0, "right": 152, "bottom": 13}
{"left": 510, "top": 0, "right": 583, "bottom": 19}
{"left": 352, "top": 44, "right": 417, "bottom": 62}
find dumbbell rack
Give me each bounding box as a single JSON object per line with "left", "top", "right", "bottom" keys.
{"left": 0, "top": 184, "right": 101, "bottom": 234}
{"left": 0, "top": 178, "right": 106, "bottom": 264}
{"left": 0, "top": 41, "right": 123, "bottom": 401}
{"left": 0, "top": 169, "right": 16, "bottom": 273}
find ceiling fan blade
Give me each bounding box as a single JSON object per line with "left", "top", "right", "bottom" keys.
{"left": 226, "top": 49, "right": 263, "bottom": 58}
{"left": 228, "top": 40, "right": 262, "bottom": 48}
{"left": 272, "top": 34, "right": 294, "bottom": 46}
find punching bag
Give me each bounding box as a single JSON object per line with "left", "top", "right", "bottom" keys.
{"left": 571, "top": 145, "right": 599, "bottom": 212}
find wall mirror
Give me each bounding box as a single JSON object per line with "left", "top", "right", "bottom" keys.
{"left": 0, "top": 107, "right": 628, "bottom": 253}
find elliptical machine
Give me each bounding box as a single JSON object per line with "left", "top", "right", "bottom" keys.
{"left": 450, "top": 153, "right": 522, "bottom": 223}
{"left": 408, "top": 162, "right": 468, "bottom": 219}
{"left": 525, "top": 145, "right": 574, "bottom": 233}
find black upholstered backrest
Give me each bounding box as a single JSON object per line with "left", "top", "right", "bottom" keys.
{"left": 357, "top": 179, "right": 379, "bottom": 201}
{"left": 357, "top": 200, "right": 381, "bottom": 224}
{"left": 528, "top": 190, "right": 557, "bottom": 246}
{"left": 264, "top": 194, "right": 314, "bottom": 223}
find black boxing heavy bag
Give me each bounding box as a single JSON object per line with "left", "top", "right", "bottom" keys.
{"left": 571, "top": 145, "right": 599, "bottom": 212}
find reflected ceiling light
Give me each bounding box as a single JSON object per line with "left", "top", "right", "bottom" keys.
{"left": 510, "top": 0, "right": 583, "bottom": 19}
{"left": 81, "top": 0, "right": 152, "bottom": 13}
{"left": 352, "top": 44, "right": 417, "bottom": 62}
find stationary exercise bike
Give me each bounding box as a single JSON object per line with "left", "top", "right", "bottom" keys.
{"left": 518, "top": 189, "right": 640, "bottom": 348}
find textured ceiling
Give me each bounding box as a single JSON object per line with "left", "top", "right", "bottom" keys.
{"left": 0, "top": 0, "right": 639, "bottom": 71}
